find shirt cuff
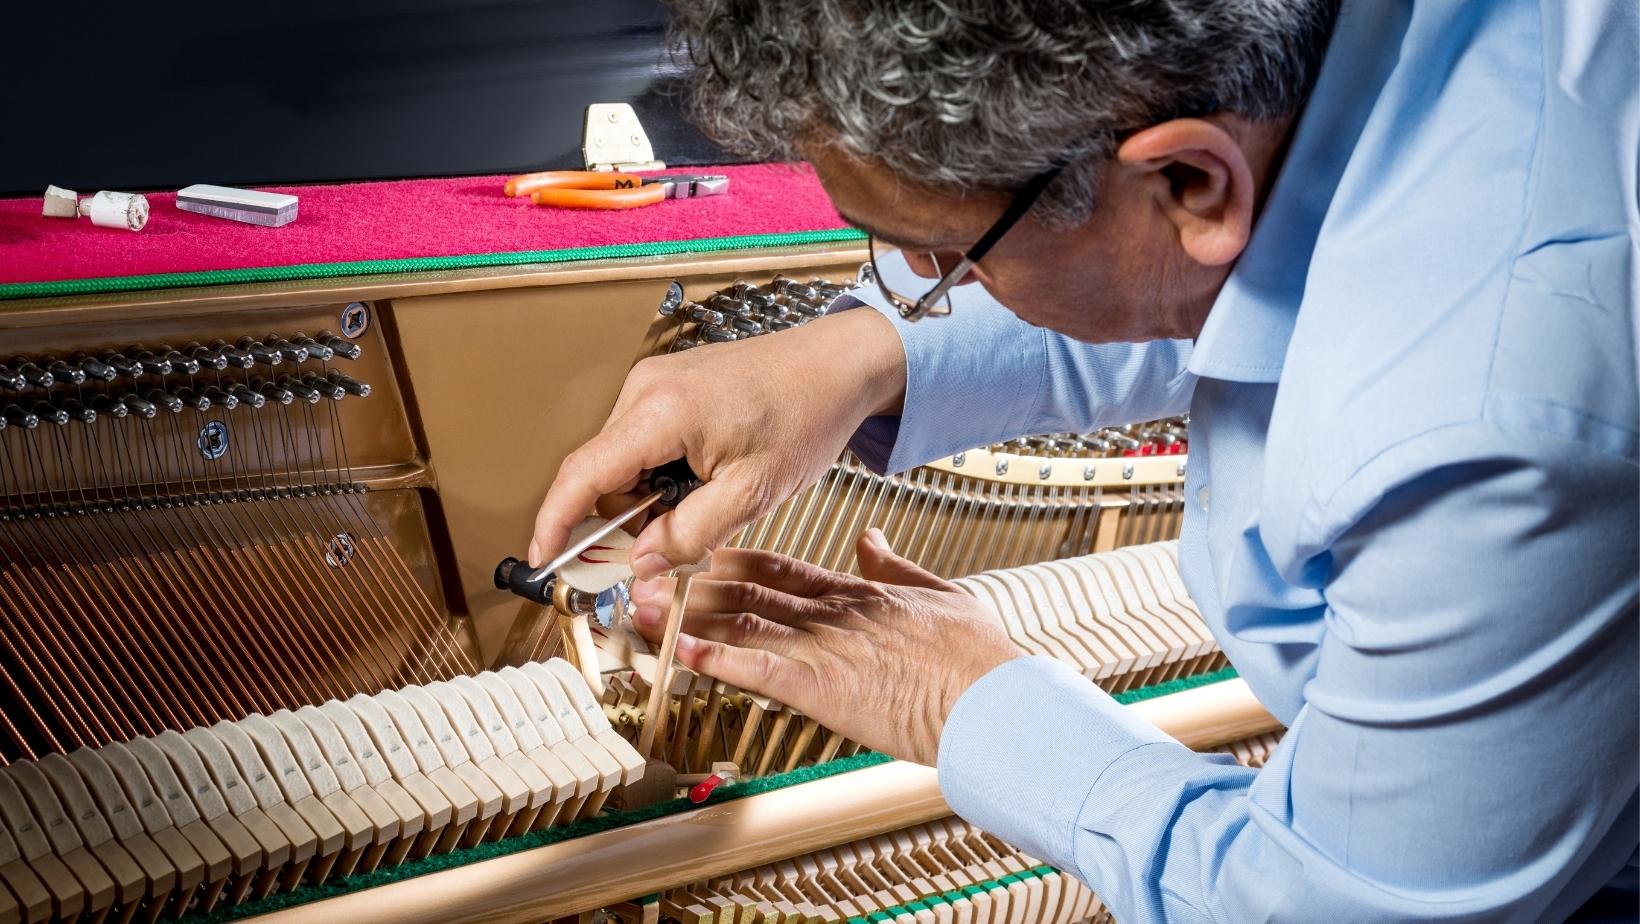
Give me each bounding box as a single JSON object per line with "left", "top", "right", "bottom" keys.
{"left": 936, "top": 656, "right": 1176, "bottom": 869}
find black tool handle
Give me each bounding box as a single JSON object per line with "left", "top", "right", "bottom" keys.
{"left": 494, "top": 557, "right": 554, "bottom": 604}
{"left": 650, "top": 458, "right": 701, "bottom": 508}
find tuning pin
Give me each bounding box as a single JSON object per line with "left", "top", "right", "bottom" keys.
{"left": 2, "top": 405, "right": 40, "bottom": 429}
{"left": 316, "top": 333, "right": 362, "bottom": 360}
{"left": 277, "top": 375, "right": 321, "bottom": 404}
{"left": 700, "top": 326, "right": 738, "bottom": 343}
{"left": 300, "top": 372, "right": 345, "bottom": 401}
{"left": 201, "top": 386, "right": 239, "bottom": 410}
{"left": 705, "top": 294, "right": 754, "bottom": 318}
{"left": 42, "top": 358, "right": 86, "bottom": 386}
{"left": 253, "top": 379, "right": 295, "bottom": 405}
{"left": 209, "top": 340, "right": 255, "bottom": 369}
{"left": 0, "top": 365, "right": 25, "bottom": 391}
{"left": 128, "top": 349, "right": 172, "bottom": 376}
{"left": 229, "top": 384, "right": 266, "bottom": 409}
{"left": 32, "top": 400, "right": 70, "bottom": 426}
{"left": 118, "top": 394, "right": 157, "bottom": 419}
{"left": 171, "top": 386, "right": 212, "bottom": 411}
{"left": 58, "top": 398, "right": 96, "bottom": 424}
{"left": 69, "top": 353, "right": 116, "bottom": 382}
{"left": 728, "top": 317, "right": 765, "bottom": 336}
{"left": 686, "top": 305, "right": 726, "bottom": 326}
{"left": 8, "top": 359, "right": 53, "bottom": 388}
{"left": 237, "top": 338, "right": 282, "bottom": 367}
{"left": 158, "top": 347, "right": 200, "bottom": 375}
{"left": 90, "top": 395, "right": 129, "bottom": 419}
{"left": 324, "top": 371, "right": 371, "bottom": 397}
{"left": 144, "top": 390, "right": 185, "bottom": 414}
{"left": 184, "top": 343, "right": 229, "bottom": 371}
{"left": 291, "top": 334, "right": 334, "bottom": 362}
{"left": 264, "top": 337, "right": 309, "bottom": 363}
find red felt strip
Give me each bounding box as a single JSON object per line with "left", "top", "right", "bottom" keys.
{"left": 0, "top": 164, "right": 850, "bottom": 287}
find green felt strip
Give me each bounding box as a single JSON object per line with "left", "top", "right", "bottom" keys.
{"left": 0, "top": 228, "right": 869, "bottom": 302}
{"left": 179, "top": 667, "right": 1239, "bottom": 922}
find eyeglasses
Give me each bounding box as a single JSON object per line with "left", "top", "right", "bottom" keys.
{"left": 868, "top": 164, "right": 1065, "bottom": 322}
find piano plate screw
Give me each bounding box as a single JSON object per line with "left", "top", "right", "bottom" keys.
{"left": 340, "top": 302, "right": 370, "bottom": 339}
{"left": 1038, "top": 462, "right": 1052, "bottom": 480}
{"left": 995, "top": 458, "right": 1009, "bottom": 476}
{"left": 197, "top": 421, "right": 230, "bottom": 460}
{"left": 952, "top": 452, "right": 965, "bottom": 468}
{"left": 325, "top": 532, "right": 357, "bottom": 567}
{"left": 1083, "top": 464, "right": 1096, "bottom": 481}
{"left": 1122, "top": 463, "right": 1135, "bottom": 480}
{"left": 657, "top": 281, "right": 685, "bottom": 317}
{"left": 1177, "top": 462, "right": 1187, "bottom": 477}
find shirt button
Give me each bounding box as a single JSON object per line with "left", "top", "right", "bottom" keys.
{"left": 1197, "top": 484, "right": 1211, "bottom": 512}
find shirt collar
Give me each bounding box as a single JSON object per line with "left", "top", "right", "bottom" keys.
{"left": 1187, "top": 0, "right": 1409, "bottom": 383}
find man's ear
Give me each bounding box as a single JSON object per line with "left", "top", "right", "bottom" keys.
{"left": 1116, "top": 119, "right": 1256, "bottom": 267}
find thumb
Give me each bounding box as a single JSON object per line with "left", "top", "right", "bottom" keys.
{"left": 628, "top": 476, "right": 765, "bottom": 580}
{"left": 856, "top": 528, "right": 954, "bottom": 590}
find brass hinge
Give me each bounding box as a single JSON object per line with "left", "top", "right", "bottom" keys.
{"left": 582, "top": 103, "right": 666, "bottom": 173}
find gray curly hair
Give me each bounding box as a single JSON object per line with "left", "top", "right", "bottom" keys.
{"left": 668, "top": 0, "right": 1339, "bottom": 227}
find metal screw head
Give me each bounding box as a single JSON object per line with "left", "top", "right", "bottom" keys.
{"left": 1083, "top": 464, "right": 1096, "bottom": 481}
{"left": 1122, "top": 463, "right": 1135, "bottom": 480}
{"left": 325, "top": 532, "right": 358, "bottom": 567}
{"left": 197, "top": 421, "right": 229, "bottom": 460}
{"left": 952, "top": 451, "right": 966, "bottom": 468}
{"left": 995, "top": 458, "right": 1009, "bottom": 476}
{"left": 1038, "top": 462, "right": 1052, "bottom": 480}
{"left": 1177, "top": 462, "right": 1187, "bottom": 477}
{"left": 658, "top": 281, "right": 685, "bottom": 316}
{"left": 340, "top": 302, "right": 370, "bottom": 339}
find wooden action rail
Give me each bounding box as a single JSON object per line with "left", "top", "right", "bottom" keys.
{"left": 246, "top": 676, "right": 1279, "bottom": 924}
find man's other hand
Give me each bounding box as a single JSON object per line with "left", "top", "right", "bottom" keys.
{"left": 629, "top": 528, "right": 1021, "bottom": 766}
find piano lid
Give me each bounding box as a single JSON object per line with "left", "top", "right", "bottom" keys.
{"left": 0, "top": 0, "right": 741, "bottom": 196}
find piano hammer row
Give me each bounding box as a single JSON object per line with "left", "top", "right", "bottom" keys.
{"left": 0, "top": 659, "right": 643, "bottom": 924}
{"left": 955, "top": 540, "right": 1226, "bottom": 694}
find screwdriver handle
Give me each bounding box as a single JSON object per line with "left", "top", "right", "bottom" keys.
{"left": 650, "top": 458, "right": 701, "bottom": 508}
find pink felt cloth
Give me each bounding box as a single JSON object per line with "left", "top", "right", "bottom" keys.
{"left": 0, "top": 164, "right": 849, "bottom": 285}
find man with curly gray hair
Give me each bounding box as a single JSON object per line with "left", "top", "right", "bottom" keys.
{"left": 533, "top": 2, "right": 1639, "bottom": 920}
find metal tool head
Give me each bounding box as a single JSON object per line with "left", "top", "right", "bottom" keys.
{"left": 647, "top": 175, "right": 731, "bottom": 199}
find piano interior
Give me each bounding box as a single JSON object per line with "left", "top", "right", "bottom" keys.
{"left": 0, "top": 243, "right": 1281, "bottom": 924}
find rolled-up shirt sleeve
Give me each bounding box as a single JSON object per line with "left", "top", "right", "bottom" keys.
{"left": 937, "top": 427, "right": 1639, "bottom": 922}
{"left": 834, "top": 251, "right": 1196, "bottom": 474}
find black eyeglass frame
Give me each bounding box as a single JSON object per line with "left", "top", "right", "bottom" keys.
{"left": 868, "top": 163, "right": 1065, "bottom": 322}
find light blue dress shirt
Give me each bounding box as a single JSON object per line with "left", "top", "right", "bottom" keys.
{"left": 837, "top": 0, "right": 1638, "bottom": 920}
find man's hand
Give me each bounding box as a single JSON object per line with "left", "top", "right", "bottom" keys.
{"left": 629, "top": 528, "right": 1021, "bottom": 766}
{"left": 529, "top": 308, "right": 905, "bottom": 580}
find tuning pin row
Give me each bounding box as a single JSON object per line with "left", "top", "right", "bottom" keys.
{"left": 664, "top": 270, "right": 864, "bottom": 351}
{"left": 0, "top": 332, "right": 361, "bottom": 397}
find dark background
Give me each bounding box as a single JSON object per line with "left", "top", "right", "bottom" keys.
{"left": 1, "top": 0, "right": 736, "bottom": 195}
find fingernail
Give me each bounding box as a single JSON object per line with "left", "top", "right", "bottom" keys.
{"left": 630, "top": 579, "right": 659, "bottom": 603}
{"left": 633, "top": 552, "right": 671, "bottom": 580}
{"left": 527, "top": 541, "right": 541, "bottom": 568}
{"left": 865, "top": 527, "right": 889, "bottom": 551}
{"left": 675, "top": 633, "right": 698, "bottom": 655}
{"left": 632, "top": 603, "right": 662, "bottom": 627}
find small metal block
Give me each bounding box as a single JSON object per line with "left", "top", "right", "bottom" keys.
{"left": 1038, "top": 462, "right": 1052, "bottom": 480}
{"left": 952, "top": 452, "right": 966, "bottom": 468}
{"left": 995, "top": 458, "right": 1009, "bottom": 476}
{"left": 1122, "top": 464, "right": 1135, "bottom": 480}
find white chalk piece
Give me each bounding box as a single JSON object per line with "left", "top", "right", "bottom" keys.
{"left": 42, "top": 185, "right": 79, "bottom": 218}
{"left": 175, "top": 184, "right": 298, "bottom": 227}
{"left": 556, "top": 516, "right": 636, "bottom": 593}
{"left": 83, "top": 191, "right": 149, "bottom": 231}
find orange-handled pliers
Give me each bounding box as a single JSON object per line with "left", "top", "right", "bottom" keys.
{"left": 503, "top": 171, "right": 730, "bottom": 209}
